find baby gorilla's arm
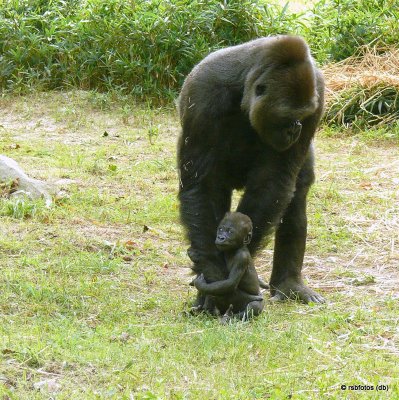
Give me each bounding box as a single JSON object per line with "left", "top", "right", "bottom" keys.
{"left": 193, "top": 255, "right": 247, "bottom": 295}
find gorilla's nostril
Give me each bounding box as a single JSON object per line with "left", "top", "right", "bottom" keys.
{"left": 288, "top": 120, "right": 302, "bottom": 137}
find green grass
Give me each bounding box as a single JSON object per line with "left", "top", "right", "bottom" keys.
{"left": 0, "top": 92, "right": 398, "bottom": 399}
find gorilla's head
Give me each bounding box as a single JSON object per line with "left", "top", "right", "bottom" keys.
{"left": 241, "top": 36, "right": 319, "bottom": 151}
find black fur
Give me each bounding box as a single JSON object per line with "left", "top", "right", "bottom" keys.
{"left": 192, "top": 212, "right": 264, "bottom": 321}
{"left": 178, "top": 35, "right": 325, "bottom": 304}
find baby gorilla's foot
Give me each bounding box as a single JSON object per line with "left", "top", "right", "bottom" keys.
{"left": 219, "top": 304, "right": 234, "bottom": 325}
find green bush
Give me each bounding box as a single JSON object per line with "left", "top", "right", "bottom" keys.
{"left": 1, "top": 0, "right": 399, "bottom": 106}
{"left": 0, "top": 0, "right": 303, "bottom": 102}
{"left": 308, "top": 0, "right": 399, "bottom": 62}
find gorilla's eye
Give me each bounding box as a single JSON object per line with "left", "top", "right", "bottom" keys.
{"left": 255, "top": 84, "right": 266, "bottom": 96}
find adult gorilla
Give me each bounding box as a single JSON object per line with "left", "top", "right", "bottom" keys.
{"left": 177, "top": 35, "right": 325, "bottom": 304}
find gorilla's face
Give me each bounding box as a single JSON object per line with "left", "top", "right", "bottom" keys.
{"left": 242, "top": 60, "right": 319, "bottom": 151}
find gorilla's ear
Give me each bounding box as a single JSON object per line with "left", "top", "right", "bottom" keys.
{"left": 244, "top": 231, "right": 252, "bottom": 245}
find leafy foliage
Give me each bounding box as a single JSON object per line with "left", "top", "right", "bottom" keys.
{"left": 1, "top": 0, "right": 399, "bottom": 129}
{"left": 308, "top": 0, "right": 399, "bottom": 62}
{"left": 0, "top": 0, "right": 302, "bottom": 103}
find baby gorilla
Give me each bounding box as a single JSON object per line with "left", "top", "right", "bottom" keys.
{"left": 192, "top": 212, "right": 264, "bottom": 321}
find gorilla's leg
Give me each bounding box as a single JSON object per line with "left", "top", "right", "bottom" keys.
{"left": 270, "top": 155, "right": 325, "bottom": 303}
{"left": 180, "top": 183, "right": 231, "bottom": 308}
{"left": 189, "top": 295, "right": 216, "bottom": 315}
{"left": 180, "top": 184, "right": 231, "bottom": 277}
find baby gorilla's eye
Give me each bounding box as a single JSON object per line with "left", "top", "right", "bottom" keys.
{"left": 255, "top": 84, "right": 266, "bottom": 96}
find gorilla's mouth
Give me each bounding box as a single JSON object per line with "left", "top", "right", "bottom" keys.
{"left": 258, "top": 119, "right": 302, "bottom": 151}
{"left": 215, "top": 241, "right": 233, "bottom": 251}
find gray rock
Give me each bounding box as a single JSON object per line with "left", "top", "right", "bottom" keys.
{"left": 0, "top": 155, "right": 56, "bottom": 206}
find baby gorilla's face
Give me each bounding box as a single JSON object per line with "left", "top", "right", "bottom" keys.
{"left": 215, "top": 212, "right": 252, "bottom": 250}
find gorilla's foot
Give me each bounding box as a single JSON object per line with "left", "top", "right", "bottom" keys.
{"left": 270, "top": 278, "right": 325, "bottom": 304}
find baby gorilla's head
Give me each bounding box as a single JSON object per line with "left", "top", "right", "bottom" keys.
{"left": 215, "top": 212, "right": 253, "bottom": 251}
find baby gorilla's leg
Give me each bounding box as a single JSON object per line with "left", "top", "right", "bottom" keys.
{"left": 218, "top": 291, "right": 264, "bottom": 323}
{"left": 236, "top": 298, "right": 265, "bottom": 321}
{"left": 190, "top": 295, "right": 218, "bottom": 316}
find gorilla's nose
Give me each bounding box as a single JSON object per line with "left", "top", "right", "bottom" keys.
{"left": 287, "top": 120, "right": 302, "bottom": 137}
{"left": 288, "top": 120, "right": 302, "bottom": 137}
{"left": 216, "top": 234, "right": 226, "bottom": 244}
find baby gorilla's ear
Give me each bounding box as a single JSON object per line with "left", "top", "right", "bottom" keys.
{"left": 243, "top": 231, "right": 252, "bottom": 245}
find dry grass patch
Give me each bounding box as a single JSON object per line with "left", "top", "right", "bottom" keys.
{"left": 323, "top": 47, "right": 399, "bottom": 130}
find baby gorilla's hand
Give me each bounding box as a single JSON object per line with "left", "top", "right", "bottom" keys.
{"left": 193, "top": 273, "right": 207, "bottom": 290}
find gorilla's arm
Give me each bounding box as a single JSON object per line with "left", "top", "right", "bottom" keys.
{"left": 237, "top": 168, "right": 297, "bottom": 254}
{"left": 269, "top": 149, "right": 325, "bottom": 303}
{"left": 238, "top": 105, "right": 323, "bottom": 255}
